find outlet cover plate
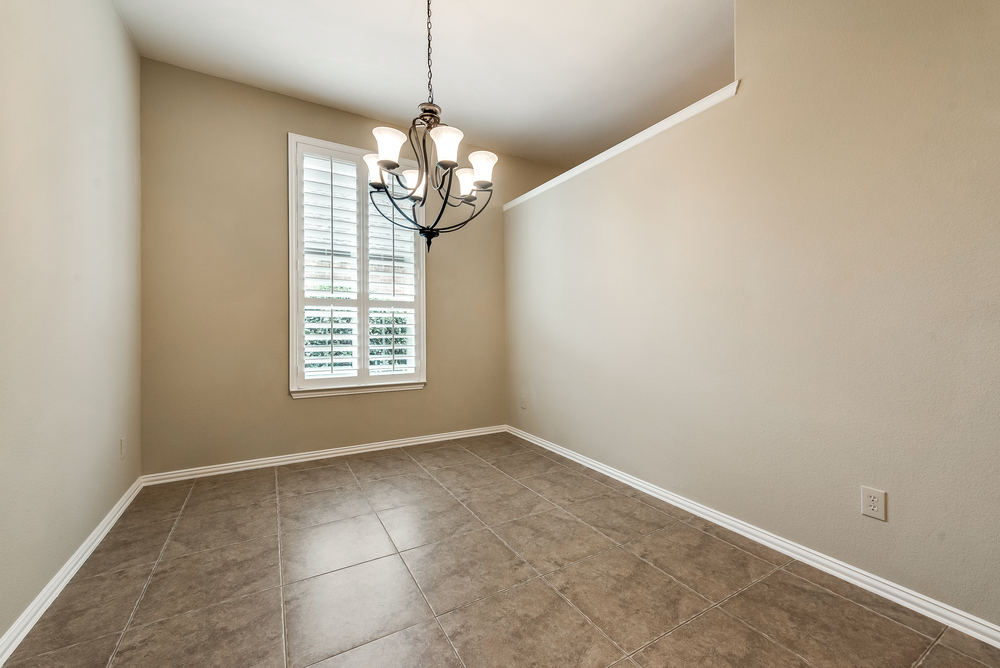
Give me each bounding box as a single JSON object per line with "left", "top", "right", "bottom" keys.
{"left": 862, "top": 486, "right": 886, "bottom": 521}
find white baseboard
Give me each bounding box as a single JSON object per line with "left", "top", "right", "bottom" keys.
{"left": 0, "top": 425, "right": 506, "bottom": 663}
{"left": 504, "top": 426, "right": 1000, "bottom": 650}
{"left": 0, "top": 478, "right": 144, "bottom": 665}
{"left": 141, "top": 425, "right": 508, "bottom": 486}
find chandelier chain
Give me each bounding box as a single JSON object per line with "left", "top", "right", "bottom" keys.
{"left": 426, "top": 0, "right": 434, "bottom": 103}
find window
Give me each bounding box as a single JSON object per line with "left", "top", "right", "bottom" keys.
{"left": 288, "top": 133, "right": 425, "bottom": 398}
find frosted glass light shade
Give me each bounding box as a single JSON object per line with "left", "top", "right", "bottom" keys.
{"left": 455, "top": 168, "right": 477, "bottom": 199}
{"left": 402, "top": 169, "right": 426, "bottom": 199}
{"left": 429, "top": 125, "right": 464, "bottom": 167}
{"left": 372, "top": 127, "right": 406, "bottom": 169}
{"left": 468, "top": 151, "right": 498, "bottom": 188}
{"left": 363, "top": 154, "right": 383, "bottom": 187}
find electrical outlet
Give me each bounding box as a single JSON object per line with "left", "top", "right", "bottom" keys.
{"left": 861, "top": 486, "right": 886, "bottom": 521}
{"left": 120, "top": 437, "right": 126, "bottom": 461}
{"left": 520, "top": 395, "right": 527, "bottom": 409}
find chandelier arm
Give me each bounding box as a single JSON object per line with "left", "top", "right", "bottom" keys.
{"left": 427, "top": 168, "right": 455, "bottom": 229}
{"left": 407, "top": 123, "right": 428, "bottom": 199}
{"left": 422, "top": 130, "right": 444, "bottom": 193}
{"left": 369, "top": 191, "right": 419, "bottom": 229}
{"left": 376, "top": 166, "right": 412, "bottom": 201}
{"left": 434, "top": 190, "right": 493, "bottom": 232}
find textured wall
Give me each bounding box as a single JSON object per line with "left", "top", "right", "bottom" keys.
{"left": 140, "top": 60, "right": 560, "bottom": 474}
{"left": 0, "top": 0, "right": 141, "bottom": 635}
{"left": 505, "top": 0, "right": 1000, "bottom": 623}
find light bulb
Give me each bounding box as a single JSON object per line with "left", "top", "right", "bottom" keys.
{"left": 372, "top": 127, "right": 406, "bottom": 169}
{"left": 468, "top": 151, "right": 498, "bottom": 188}
{"left": 429, "top": 125, "right": 464, "bottom": 168}
{"left": 455, "top": 168, "right": 477, "bottom": 199}
{"left": 363, "top": 154, "right": 384, "bottom": 188}
{"left": 402, "top": 169, "right": 426, "bottom": 199}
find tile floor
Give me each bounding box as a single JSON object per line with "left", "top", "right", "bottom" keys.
{"left": 5, "top": 433, "right": 999, "bottom": 668}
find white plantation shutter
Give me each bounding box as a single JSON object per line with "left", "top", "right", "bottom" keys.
{"left": 289, "top": 135, "right": 425, "bottom": 397}
{"left": 303, "top": 305, "right": 359, "bottom": 378}
{"left": 368, "top": 187, "right": 416, "bottom": 303}
{"left": 368, "top": 307, "right": 417, "bottom": 374}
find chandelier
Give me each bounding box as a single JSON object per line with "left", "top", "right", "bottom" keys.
{"left": 364, "top": 0, "right": 498, "bottom": 251}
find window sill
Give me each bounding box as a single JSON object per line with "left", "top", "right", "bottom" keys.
{"left": 290, "top": 381, "right": 425, "bottom": 399}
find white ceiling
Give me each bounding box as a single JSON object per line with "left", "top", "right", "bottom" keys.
{"left": 114, "top": 0, "right": 733, "bottom": 167}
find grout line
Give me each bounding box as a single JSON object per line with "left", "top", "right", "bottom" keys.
{"left": 274, "top": 468, "right": 289, "bottom": 668}
{"left": 712, "top": 606, "right": 819, "bottom": 667}
{"left": 401, "top": 439, "right": 640, "bottom": 660}
{"left": 777, "top": 562, "right": 945, "bottom": 641}
{"left": 911, "top": 627, "right": 949, "bottom": 668}
{"left": 104, "top": 483, "right": 196, "bottom": 668}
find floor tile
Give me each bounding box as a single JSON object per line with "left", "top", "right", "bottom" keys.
{"left": 493, "top": 508, "right": 615, "bottom": 573}
{"left": 183, "top": 476, "right": 276, "bottom": 516}
{"left": 940, "top": 628, "right": 1000, "bottom": 667}
{"left": 626, "top": 522, "right": 773, "bottom": 602}
{"left": 459, "top": 439, "right": 528, "bottom": 461}
{"left": 74, "top": 519, "right": 173, "bottom": 579}
{"left": 377, "top": 495, "right": 485, "bottom": 551}
{"left": 785, "top": 561, "right": 944, "bottom": 638}
{"left": 280, "top": 513, "right": 395, "bottom": 583}
{"left": 611, "top": 660, "right": 641, "bottom": 667}
{"left": 564, "top": 493, "right": 676, "bottom": 543}
{"left": 722, "top": 569, "right": 933, "bottom": 667}
{"left": 686, "top": 517, "right": 793, "bottom": 566}
{"left": 920, "top": 644, "right": 993, "bottom": 668}
{"left": 490, "top": 452, "right": 566, "bottom": 479}
{"left": 3, "top": 633, "right": 120, "bottom": 668}
{"left": 450, "top": 433, "right": 516, "bottom": 450}
{"left": 347, "top": 453, "right": 425, "bottom": 481}
{"left": 192, "top": 466, "right": 275, "bottom": 487}
{"left": 361, "top": 472, "right": 451, "bottom": 510}
{"left": 278, "top": 484, "right": 372, "bottom": 532}
{"left": 277, "top": 464, "right": 356, "bottom": 497}
{"left": 278, "top": 455, "right": 351, "bottom": 471}
{"left": 519, "top": 469, "right": 613, "bottom": 506}
{"left": 438, "top": 578, "right": 624, "bottom": 668}
{"left": 619, "top": 489, "right": 694, "bottom": 520}
{"left": 401, "top": 439, "right": 458, "bottom": 454}
{"left": 547, "top": 548, "right": 708, "bottom": 652}
{"left": 578, "top": 468, "right": 636, "bottom": 493}
{"left": 456, "top": 480, "right": 555, "bottom": 525}
{"left": 632, "top": 607, "right": 810, "bottom": 668}
{"left": 409, "top": 445, "right": 482, "bottom": 469}
{"left": 401, "top": 529, "right": 535, "bottom": 614}
{"left": 283, "top": 555, "right": 432, "bottom": 668}
{"left": 7, "top": 564, "right": 150, "bottom": 662}
{"left": 132, "top": 535, "right": 279, "bottom": 625}
{"left": 313, "top": 620, "right": 462, "bottom": 668}
{"left": 116, "top": 488, "right": 189, "bottom": 528}
{"left": 161, "top": 500, "right": 277, "bottom": 559}
{"left": 112, "top": 589, "right": 284, "bottom": 667}
{"left": 500, "top": 432, "right": 548, "bottom": 452}
{"left": 429, "top": 461, "right": 512, "bottom": 494}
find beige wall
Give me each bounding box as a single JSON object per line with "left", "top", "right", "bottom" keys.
{"left": 0, "top": 0, "right": 141, "bottom": 634}
{"left": 140, "top": 60, "right": 560, "bottom": 475}
{"left": 505, "top": 0, "right": 1000, "bottom": 624}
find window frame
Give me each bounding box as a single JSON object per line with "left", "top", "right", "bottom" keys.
{"left": 288, "top": 132, "right": 426, "bottom": 398}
